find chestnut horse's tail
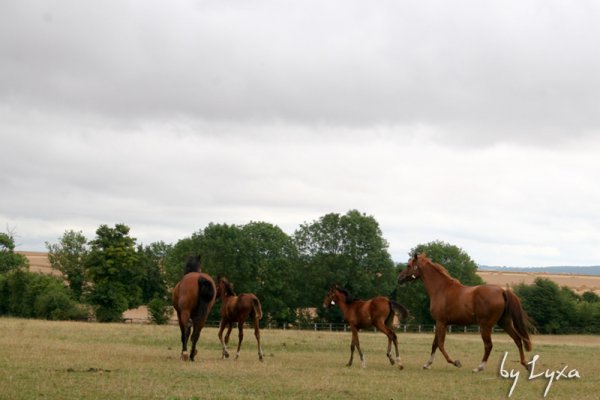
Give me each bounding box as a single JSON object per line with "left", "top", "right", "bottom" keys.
{"left": 503, "top": 290, "right": 533, "bottom": 352}
{"left": 251, "top": 296, "right": 263, "bottom": 320}
{"left": 388, "top": 300, "right": 410, "bottom": 325}
{"left": 196, "top": 277, "right": 214, "bottom": 322}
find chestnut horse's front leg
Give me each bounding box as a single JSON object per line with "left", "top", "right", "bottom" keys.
{"left": 434, "top": 322, "right": 462, "bottom": 368}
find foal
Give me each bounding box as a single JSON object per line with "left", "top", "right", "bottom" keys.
{"left": 216, "top": 277, "right": 264, "bottom": 361}
{"left": 323, "top": 285, "right": 409, "bottom": 369}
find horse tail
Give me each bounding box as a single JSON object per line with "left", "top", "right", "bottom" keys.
{"left": 503, "top": 290, "right": 533, "bottom": 352}
{"left": 195, "top": 277, "right": 214, "bottom": 322}
{"left": 251, "top": 296, "right": 263, "bottom": 320}
{"left": 388, "top": 300, "right": 410, "bottom": 325}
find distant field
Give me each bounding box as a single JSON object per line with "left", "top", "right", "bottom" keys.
{"left": 1, "top": 317, "right": 599, "bottom": 399}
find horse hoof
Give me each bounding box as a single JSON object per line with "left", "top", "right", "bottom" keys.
{"left": 472, "top": 367, "right": 482, "bottom": 373}
{"left": 181, "top": 352, "right": 189, "bottom": 361}
{"left": 423, "top": 364, "right": 431, "bottom": 370}
{"left": 454, "top": 360, "right": 462, "bottom": 368}
{"left": 397, "top": 364, "right": 404, "bottom": 370}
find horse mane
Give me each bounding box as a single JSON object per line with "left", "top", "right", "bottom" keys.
{"left": 421, "top": 256, "right": 461, "bottom": 284}
{"left": 220, "top": 277, "right": 236, "bottom": 296}
{"left": 184, "top": 255, "right": 201, "bottom": 275}
{"left": 336, "top": 286, "right": 356, "bottom": 304}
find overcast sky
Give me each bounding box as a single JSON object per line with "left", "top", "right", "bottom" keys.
{"left": 2, "top": 1, "right": 600, "bottom": 267}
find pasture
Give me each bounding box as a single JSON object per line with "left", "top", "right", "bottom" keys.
{"left": 1, "top": 318, "right": 599, "bottom": 399}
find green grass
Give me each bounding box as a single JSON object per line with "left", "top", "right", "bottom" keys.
{"left": 1, "top": 317, "right": 599, "bottom": 399}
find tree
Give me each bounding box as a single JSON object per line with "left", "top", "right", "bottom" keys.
{"left": 46, "top": 230, "right": 88, "bottom": 301}
{"left": 397, "top": 241, "right": 484, "bottom": 325}
{"left": 0, "top": 232, "right": 28, "bottom": 274}
{"left": 294, "top": 210, "right": 396, "bottom": 322}
{"left": 86, "top": 224, "right": 141, "bottom": 322}
{"left": 137, "top": 242, "right": 170, "bottom": 304}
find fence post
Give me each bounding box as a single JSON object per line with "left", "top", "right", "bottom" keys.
{"left": 418, "top": 325, "right": 421, "bottom": 333}
{"left": 464, "top": 326, "right": 467, "bottom": 333}
{"left": 344, "top": 324, "right": 347, "bottom": 332}
{"left": 404, "top": 324, "right": 407, "bottom": 333}
{"left": 329, "top": 323, "right": 332, "bottom": 332}
{"left": 314, "top": 323, "right": 317, "bottom": 331}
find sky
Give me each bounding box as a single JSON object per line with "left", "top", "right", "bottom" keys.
{"left": 2, "top": 1, "right": 600, "bottom": 267}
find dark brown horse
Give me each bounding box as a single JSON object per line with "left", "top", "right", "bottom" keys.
{"left": 323, "top": 285, "right": 409, "bottom": 369}
{"left": 216, "top": 277, "right": 264, "bottom": 361}
{"left": 397, "top": 253, "right": 533, "bottom": 372}
{"left": 172, "top": 255, "right": 216, "bottom": 361}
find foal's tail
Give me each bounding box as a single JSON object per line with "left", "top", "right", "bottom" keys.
{"left": 504, "top": 290, "right": 533, "bottom": 352}
{"left": 251, "top": 296, "right": 263, "bottom": 320}
{"left": 196, "top": 277, "right": 215, "bottom": 322}
{"left": 388, "top": 300, "right": 410, "bottom": 326}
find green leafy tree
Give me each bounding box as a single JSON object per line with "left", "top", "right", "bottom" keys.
{"left": 137, "top": 242, "right": 170, "bottom": 304}
{"left": 513, "top": 278, "right": 570, "bottom": 333}
{"left": 581, "top": 291, "right": 600, "bottom": 303}
{"left": 397, "top": 241, "right": 484, "bottom": 325}
{"left": 294, "top": 210, "right": 396, "bottom": 322}
{"left": 46, "top": 230, "right": 89, "bottom": 301}
{"left": 86, "top": 224, "right": 141, "bottom": 322}
{"left": 0, "top": 232, "right": 28, "bottom": 274}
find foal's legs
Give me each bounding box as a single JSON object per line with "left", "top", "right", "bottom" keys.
{"left": 254, "top": 316, "right": 264, "bottom": 361}
{"left": 218, "top": 320, "right": 230, "bottom": 359}
{"left": 235, "top": 322, "right": 244, "bottom": 360}
{"left": 473, "top": 325, "right": 493, "bottom": 372}
{"left": 347, "top": 327, "right": 365, "bottom": 368}
{"left": 374, "top": 320, "right": 403, "bottom": 369}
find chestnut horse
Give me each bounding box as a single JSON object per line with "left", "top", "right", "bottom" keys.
{"left": 172, "top": 255, "right": 216, "bottom": 361}
{"left": 397, "top": 253, "right": 533, "bottom": 372}
{"left": 323, "top": 285, "right": 409, "bottom": 369}
{"left": 216, "top": 277, "right": 264, "bottom": 361}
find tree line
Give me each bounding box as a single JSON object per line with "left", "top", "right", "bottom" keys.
{"left": 1, "top": 210, "right": 599, "bottom": 333}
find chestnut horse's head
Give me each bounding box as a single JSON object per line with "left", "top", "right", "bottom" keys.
{"left": 397, "top": 253, "right": 424, "bottom": 284}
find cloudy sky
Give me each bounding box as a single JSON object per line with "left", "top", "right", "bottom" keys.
{"left": 2, "top": 1, "right": 600, "bottom": 267}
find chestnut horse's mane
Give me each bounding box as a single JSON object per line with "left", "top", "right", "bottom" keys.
{"left": 419, "top": 255, "right": 461, "bottom": 285}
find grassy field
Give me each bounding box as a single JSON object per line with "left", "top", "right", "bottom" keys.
{"left": 1, "top": 318, "right": 599, "bottom": 400}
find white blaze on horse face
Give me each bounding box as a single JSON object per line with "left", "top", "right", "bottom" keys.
{"left": 331, "top": 300, "right": 335, "bottom": 305}
{"left": 411, "top": 274, "right": 416, "bottom": 279}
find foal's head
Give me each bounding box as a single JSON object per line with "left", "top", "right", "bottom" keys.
{"left": 323, "top": 285, "right": 354, "bottom": 308}
{"left": 216, "top": 276, "right": 236, "bottom": 298}
{"left": 397, "top": 253, "right": 426, "bottom": 284}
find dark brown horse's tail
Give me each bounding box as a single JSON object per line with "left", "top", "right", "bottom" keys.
{"left": 251, "top": 297, "right": 263, "bottom": 320}
{"left": 388, "top": 300, "right": 410, "bottom": 324}
{"left": 504, "top": 290, "right": 533, "bottom": 352}
{"left": 196, "top": 277, "right": 214, "bottom": 321}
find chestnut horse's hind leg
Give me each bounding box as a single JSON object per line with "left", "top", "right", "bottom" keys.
{"left": 500, "top": 320, "right": 529, "bottom": 371}
{"left": 473, "top": 325, "right": 493, "bottom": 372}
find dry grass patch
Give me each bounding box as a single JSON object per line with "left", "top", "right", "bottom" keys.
{"left": 1, "top": 318, "right": 599, "bottom": 399}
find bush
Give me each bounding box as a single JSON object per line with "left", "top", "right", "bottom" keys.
{"left": 148, "top": 297, "right": 172, "bottom": 325}
{"left": 0, "top": 270, "right": 87, "bottom": 320}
